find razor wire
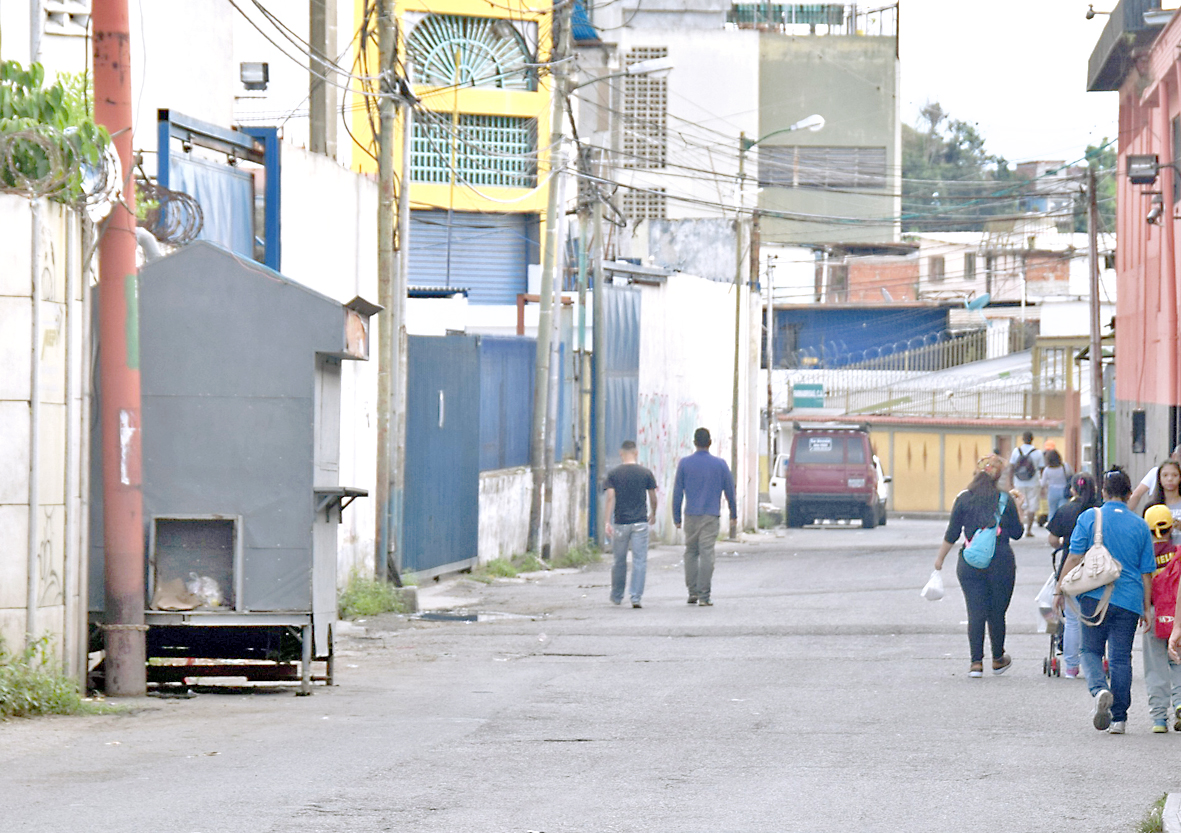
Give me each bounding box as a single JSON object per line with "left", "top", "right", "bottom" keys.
{"left": 136, "top": 177, "right": 204, "bottom": 245}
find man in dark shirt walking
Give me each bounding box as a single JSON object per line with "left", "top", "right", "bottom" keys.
{"left": 672, "top": 427, "right": 737, "bottom": 606}
{"left": 605, "top": 440, "right": 658, "bottom": 608}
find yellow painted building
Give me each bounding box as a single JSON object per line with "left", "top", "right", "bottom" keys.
{"left": 351, "top": 0, "right": 554, "bottom": 295}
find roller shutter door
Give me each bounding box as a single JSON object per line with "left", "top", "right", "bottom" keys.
{"left": 408, "top": 210, "right": 537, "bottom": 305}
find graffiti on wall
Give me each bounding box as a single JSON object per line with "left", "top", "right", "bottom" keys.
{"left": 636, "top": 392, "right": 701, "bottom": 492}
{"left": 37, "top": 508, "right": 63, "bottom": 609}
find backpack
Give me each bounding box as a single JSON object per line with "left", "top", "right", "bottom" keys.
{"left": 1152, "top": 544, "right": 1181, "bottom": 640}
{"left": 1014, "top": 448, "right": 1036, "bottom": 481}
{"left": 962, "top": 492, "right": 1009, "bottom": 569}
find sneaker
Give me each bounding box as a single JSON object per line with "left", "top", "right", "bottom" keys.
{"left": 969, "top": 662, "right": 984, "bottom": 678}
{"left": 1064, "top": 666, "right": 1080, "bottom": 678}
{"left": 632, "top": 601, "right": 642, "bottom": 609}
{"left": 992, "top": 654, "right": 1012, "bottom": 675}
{"left": 1153, "top": 719, "right": 1168, "bottom": 733}
{"left": 686, "top": 596, "right": 698, "bottom": 605}
{"left": 610, "top": 598, "right": 622, "bottom": 606}
{"left": 697, "top": 598, "right": 713, "bottom": 606}
{"left": 1092, "top": 689, "right": 1113, "bottom": 731}
{"left": 1109, "top": 721, "right": 1127, "bottom": 734}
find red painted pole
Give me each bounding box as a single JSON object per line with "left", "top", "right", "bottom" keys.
{"left": 93, "top": 0, "right": 146, "bottom": 696}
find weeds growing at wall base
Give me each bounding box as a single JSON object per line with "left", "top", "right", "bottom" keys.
{"left": 0, "top": 636, "right": 113, "bottom": 719}
{"left": 338, "top": 572, "right": 410, "bottom": 618}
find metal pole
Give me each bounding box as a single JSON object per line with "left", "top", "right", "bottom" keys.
{"left": 591, "top": 197, "right": 605, "bottom": 545}
{"left": 374, "top": 0, "right": 395, "bottom": 582}
{"left": 26, "top": 0, "right": 43, "bottom": 656}
{"left": 94, "top": 0, "right": 146, "bottom": 696}
{"left": 731, "top": 135, "right": 745, "bottom": 536}
{"left": 1087, "top": 165, "right": 1104, "bottom": 473}
{"left": 576, "top": 150, "right": 590, "bottom": 465}
{"left": 390, "top": 62, "right": 413, "bottom": 584}
{"left": 528, "top": 0, "right": 571, "bottom": 555}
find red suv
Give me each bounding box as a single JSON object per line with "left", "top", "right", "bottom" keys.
{"left": 785, "top": 424, "right": 880, "bottom": 529}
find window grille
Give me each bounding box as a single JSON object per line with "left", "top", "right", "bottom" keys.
{"left": 757, "top": 146, "right": 887, "bottom": 189}
{"left": 964, "top": 252, "right": 976, "bottom": 281}
{"left": 622, "top": 187, "right": 667, "bottom": 220}
{"left": 43, "top": 0, "right": 91, "bottom": 36}
{"left": 408, "top": 14, "right": 535, "bottom": 90}
{"left": 929, "top": 255, "right": 945, "bottom": 282}
{"left": 411, "top": 113, "right": 538, "bottom": 188}
{"left": 622, "top": 47, "right": 668, "bottom": 169}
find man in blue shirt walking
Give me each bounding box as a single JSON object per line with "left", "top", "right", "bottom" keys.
{"left": 672, "top": 428, "right": 737, "bottom": 607}
{"left": 1058, "top": 469, "right": 1155, "bottom": 734}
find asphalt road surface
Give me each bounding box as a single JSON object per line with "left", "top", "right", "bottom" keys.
{"left": 0, "top": 518, "right": 1171, "bottom": 832}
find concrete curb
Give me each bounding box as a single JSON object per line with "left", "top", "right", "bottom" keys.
{"left": 1164, "top": 793, "right": 1181, "bottom": 833}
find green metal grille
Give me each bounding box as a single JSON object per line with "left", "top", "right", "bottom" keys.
{"left": 411, "top": 114, "right": 538, "bottom": 188}
{"left": 407, "top": 14, "right": 535, "bottom": 91}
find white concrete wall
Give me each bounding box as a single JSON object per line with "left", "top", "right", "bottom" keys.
{"left": 636, "top": 272, "right": 757, "bottom": 542}
{"left": 478, "top": 462, "right": 588, "bottom": 564}
{"left": 278, "top": 146, "right": 379, "bottom": 584}
{"left": 0, "top": 196, "right": 88, "bottom": 678}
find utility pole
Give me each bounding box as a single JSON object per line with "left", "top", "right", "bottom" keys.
{"left": 527, "top": 0, "right": 571, "bottom": 556}
{"left": 1087, "top": 164, "right": 1104, "bottom": 473}
{"left": 93, "top": 0, "right": 146, "bottom": 696}
{"left": 374, "top": 0, "right": 406, "bottom": 584}
{"left": 731, "top": 134, "right": 746, "bottom": 538}
{"left": 309, "top": 0, "right": 337, "bottom": 157}
{"left": 765, "top": 255, "right": 776, "bottom": 466}
{"left": 591, "top": 196, "right": 605, "bottom": 545}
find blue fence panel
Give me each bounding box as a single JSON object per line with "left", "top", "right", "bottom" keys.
{"left": 478, "top": 336, "right": 535, "bottom": 471}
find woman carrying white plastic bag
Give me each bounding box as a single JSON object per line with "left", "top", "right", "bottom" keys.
{"left": 932, "top": 454, "right": 1025, "bottom": 678}
{"left": 921, "top": 570, "right": 944, "bottom": 601}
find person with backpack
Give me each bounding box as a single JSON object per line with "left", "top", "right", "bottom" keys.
{"left": 1141, "top": 505, "right": 1181, "bottom": 732}
{"left": 1040, "top": 448, "right": 1073, "bottom": 525}
{"left": 1010, "top": 431, "right": 1044, "bottom": 538}
{"left": 1047, "top": 472, "right": 1102, "bottom": 678}
{"left": 1056, "top": 469, "right": 1155, "bottom": 734}
{"left": 933, "top": 454, "right": 1024, "bottom": 678}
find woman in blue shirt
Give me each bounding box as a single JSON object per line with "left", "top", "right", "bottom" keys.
{"left": 1057, "top": 469, "right": 1156, "bottom": 734}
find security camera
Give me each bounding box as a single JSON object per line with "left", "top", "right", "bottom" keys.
{"left": 1147, "top": 203, "right": 1164, "bottom": 224}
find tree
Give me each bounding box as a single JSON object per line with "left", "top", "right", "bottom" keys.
{"left": 1075, "top": 140, "right": 1116, "bottom": 234}
{"left": 902, "top": 103, "right": 1019, "bottom": 233}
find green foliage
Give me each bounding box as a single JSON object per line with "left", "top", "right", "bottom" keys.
{"left": 550, "top": 543, "right": 602, "bottom": 569}
{"left": 1136, "top": 794, "right": 1166, "bottom": 833}
{"left": 1076, "top": 139, "right": 1117, "bottom": 234}
{"left": 482, "top": 558, "right": 520, "bottom": 578}
{"left": 338, "top": 572, "right": 409, "bottom": 618}
{"left": 0, "top": 636, "right": 108, "bottom": 719}
{"left": 514, "top": 553, "right": 547, "bottom": 573}
{"left": 0, "top": 60, "right": 110, "bottom": 200}
{"left": 902, "top": 102, "right": 1018, "bottom": 232}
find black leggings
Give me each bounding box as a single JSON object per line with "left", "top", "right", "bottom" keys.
{"left": 956, "top": 548, "right": 1016, "bottom": 663}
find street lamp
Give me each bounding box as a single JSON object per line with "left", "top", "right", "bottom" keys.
{"left": 731, "top": 115, "right": 823, "bottom": 535}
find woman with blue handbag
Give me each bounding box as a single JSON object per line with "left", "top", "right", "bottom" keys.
{"left": 934, "top": 454, "right": 1025, "bottom": 678}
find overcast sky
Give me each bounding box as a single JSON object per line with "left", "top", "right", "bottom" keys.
{"left": 898, "top": 0, "right": 1121, "bottom": 165}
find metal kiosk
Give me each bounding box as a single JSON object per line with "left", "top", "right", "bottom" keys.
{"left": 90, "top": 242, "right": 375, "bottom": 694}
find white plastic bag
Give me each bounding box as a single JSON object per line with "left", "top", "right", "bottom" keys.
{"left": 920, "top": 570, "right": 945, "bottom": 601}
{"left": 1035, "top": 574, "right": 1059, "bottom": 632}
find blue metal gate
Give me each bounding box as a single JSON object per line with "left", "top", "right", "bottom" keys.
{"left": 603, "top": 284, "right": 641, "bottom": 464}
{"left": 404, "top": 335, "right": 481, "bottom": 576}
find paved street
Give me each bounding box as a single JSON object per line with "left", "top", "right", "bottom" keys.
{"left": 0, "top": 518, "right": 1171, "bottom": 832}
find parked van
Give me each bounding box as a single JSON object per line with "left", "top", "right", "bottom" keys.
{"left": 775, "top": 424, "right": 887, "bottom": 529}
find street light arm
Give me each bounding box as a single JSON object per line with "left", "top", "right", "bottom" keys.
{"left": 742, "top": 114, "right": 826, "bottom": 150}
{"left": 569, "top": 58, "right": 674, "bottom": 92}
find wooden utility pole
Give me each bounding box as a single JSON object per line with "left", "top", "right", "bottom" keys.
{"left": 374, "top": 0, "right": 406, "bottom": 584}
{"left": 309, "top": 0, "right": 338, "bottom": 157}
{"left": 527, "top": 0, "right": 571, "bottom": 556}
{"left": 93, "top": 0, "right": 146, "bottom": 696}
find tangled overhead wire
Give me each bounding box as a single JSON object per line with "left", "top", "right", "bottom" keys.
{"left": 136, "top": 176, "right": 204, "bottom": 245}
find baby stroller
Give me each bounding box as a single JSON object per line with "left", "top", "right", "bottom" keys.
{"left": 1043, "top": 616, "right": 1064, "bottom": 677}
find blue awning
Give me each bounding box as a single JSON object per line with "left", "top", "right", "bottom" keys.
{"left": 572, "top": 0, "right": 600, "bottom": 43}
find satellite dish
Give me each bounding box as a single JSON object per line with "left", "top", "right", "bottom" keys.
{"left": 964, "top": 292, "right": 991, "bottom": 311}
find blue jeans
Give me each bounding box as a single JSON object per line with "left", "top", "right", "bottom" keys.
{"left": 610, "top": 522, "right": 649, "bottom": 604}
{"left": 1062, "top": 603, "right": 1081, "bottom": 670}
{"left": 1047, "top": 487, "right": 1068, "bottom": 523}
{"left": 1079, "top": 596, "right": 1140, "bottom": 722}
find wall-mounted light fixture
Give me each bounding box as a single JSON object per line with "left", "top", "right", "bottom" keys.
{"left": 240, "top": 62, "right": 269, "bottom": 91}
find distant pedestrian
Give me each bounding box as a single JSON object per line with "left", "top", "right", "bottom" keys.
{"left": 934, "top": 454, "right": 1024, "bottom": 677}
{"left": 1047, "top": 472, "right": 1102, "bottom": 679}
{"left": 1130, "top": 445, "right": 1181, "bottom": 513}
{"left": 604, "top": 440, "right": 658, "bottom": 609}
{"left": 1057, "top": 469, "right": 1155, "bottom": 735}
{"left": 1010, "top": 431, "right": 1044, "bottom": 538}
{"left": 1040, "top": 449, "right": 1073, "bottom": 523}
{"left": 672, "top": 428, "right": 737, "bottom": 607}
